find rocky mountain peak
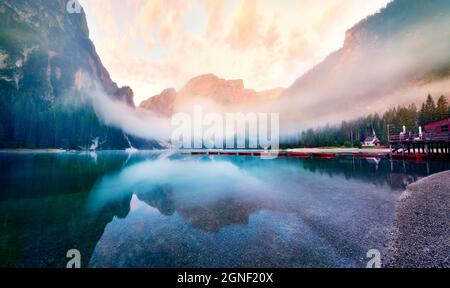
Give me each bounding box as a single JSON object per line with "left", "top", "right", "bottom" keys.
{"left": 140, "top": 74, "right": 284, "bottom": 115}
{"left": 0, "top": 0, "right": 143, "bottom": 149}
{"left": 0, "top": 0, "right": 134, "bottom": 106}
{"left": 140, "top": 88, "right": 177, "bottom": 116}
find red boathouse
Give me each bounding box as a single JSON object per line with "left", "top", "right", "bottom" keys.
{"left": 424, "top": 117, "right": 450, "bottom": 135}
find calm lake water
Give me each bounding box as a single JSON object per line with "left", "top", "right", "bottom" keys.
{"left": 0, "top": 151, "right": 449, "bottom": 268}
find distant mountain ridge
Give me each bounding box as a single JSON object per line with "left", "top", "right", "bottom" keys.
{"left": 280, "top": 0, "right": 450, "bottom": 129}
{"left": 140, "top": 73, "right": 285, "bottom": 116}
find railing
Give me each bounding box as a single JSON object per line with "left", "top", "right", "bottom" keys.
{"left": 389, "top": 132, "right": 450, "bottom": 142}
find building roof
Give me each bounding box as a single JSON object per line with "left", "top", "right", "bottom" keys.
{"left": 364, "top": 137, "right": 375, "bottom": 142}
{"left": 364, "top": 136, "right": 380, "bottom": 142}
{"left": 423, "top": 116, "right": 450, "bottom": 126}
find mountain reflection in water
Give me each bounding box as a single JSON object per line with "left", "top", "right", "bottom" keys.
{"left": 0, "top": 151, "right": 448, "bottom": 267}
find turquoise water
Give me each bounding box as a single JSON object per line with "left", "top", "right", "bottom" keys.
{"left": 0, "top": 151, "right": 448, "bottom": 268}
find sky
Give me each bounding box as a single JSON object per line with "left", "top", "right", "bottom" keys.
{"left": 80, "top": 0, "right": 392, "bottom": 105}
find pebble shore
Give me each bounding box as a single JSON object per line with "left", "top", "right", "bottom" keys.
{"left": 387, "top": 170, "right": 450, "bottom": 267}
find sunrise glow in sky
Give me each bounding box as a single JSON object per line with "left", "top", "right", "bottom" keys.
{"left": 80, "top": 0, "right": 391, "bottom": 104}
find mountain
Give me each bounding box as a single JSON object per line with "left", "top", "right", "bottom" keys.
{"left": 140, "top": 74, "right": 285, "bottom": 116}
{"left": 140, "top": 88, "right": 177, "bottom": 117}
{"left": 0, "top": 0, "right": 157, "bottom": 149}
{"left": 280, "top": 0, "right": 450, "bottom": 130}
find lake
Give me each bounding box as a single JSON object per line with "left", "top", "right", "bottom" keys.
{"left": 0, "top": 151, "right": 448, "bottom": 268}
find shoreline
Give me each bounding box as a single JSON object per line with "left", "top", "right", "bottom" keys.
{"left": 0, "top": 149, "right": 68, "bottom": 153}
{"left": 287, "top": 147, "right": 391, "bottom": 154}
{"left": 0, "top": 147, "right": 392, "bottom": 156}
{"left": 387, "top": 170, "right": 450, "bottom": 267}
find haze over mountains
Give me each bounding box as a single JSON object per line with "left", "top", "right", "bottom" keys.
{"left": 278, "top": 0, "right": 450, "bottom": 132}
{"left": 0, "top": 0, "right": 449, "bottom": 148}
{"left": 140, "top": 74, "right": 284, "bottom": 116}
{"left": 139, "top": 0, "right": 450, "bottom": 136}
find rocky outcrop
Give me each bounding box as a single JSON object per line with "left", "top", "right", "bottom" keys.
{"left": 0, "top": 0, "right": 145, "bottom": 149}
{"left": 0, "top": 0, "right": 134, "bottom": 105}
{"left": 179, "top": 74, "right": 257, "bottom": 105}
{"left": 140, "top": 88, "right": 177, "bottom": 117}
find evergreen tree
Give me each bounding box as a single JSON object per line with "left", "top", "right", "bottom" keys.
{"left": 436, "top": 95, "right": 448, "bottom": 120}
{"left": 419, "top": 103, "right": 426, "bottom": 126}
{"left": 423, "top": 94, "right": 436, "bottom": 123}
{"left": 298, "top": 94, "right": 442, "bottom": 148}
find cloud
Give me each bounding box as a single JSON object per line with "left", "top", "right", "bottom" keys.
{"left": 204, "top": 0, "right": 226, "bottom": 39}
{"left": 263, "top": 16, "right": 280, "bottom": 49}
{"left": 226, "top": 0, "right": 262, "bottom": 50}
{"left": 80, "top": 0, "right": 392, "bottom": 104}
{"left": 76, "top": 71, "right": 172, "bottom": 141}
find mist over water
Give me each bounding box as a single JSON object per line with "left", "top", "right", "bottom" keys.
{"left": 1, "top": 151, "right": 449, "bottom": 267}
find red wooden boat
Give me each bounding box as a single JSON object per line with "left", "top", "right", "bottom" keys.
{"left": 277, "top": 152, "right": 286, "bottom": 157}
{"left": 252, "top": 151, "right": 286, "bottom": 157}
{"left": 287, "top": 152, "right": 310, "bottom": 158}
{"left": 312, "top": 153, "right": 336, "bottom": 159}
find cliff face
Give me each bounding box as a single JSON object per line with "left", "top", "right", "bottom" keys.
{"left": 140, "top": 88, "right": 177, "bottom": 117}
{"left": 179, "top": 74, "right": 258, "bottom": 105}
{"left": 140, "top": 74, "right": 284, "bottom": 116}
{"left": 0, "top": 0, "right": 139, "bottom": 149}
{"left": 281, "top": 0, "right": 450, "bottom": 126}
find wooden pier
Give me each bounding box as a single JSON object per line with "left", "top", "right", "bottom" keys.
{"left": 184, "top": 149, "right": 390, "bottom": 159}
{"left": 389, "top": 132, "right": 450, "bottom": 160}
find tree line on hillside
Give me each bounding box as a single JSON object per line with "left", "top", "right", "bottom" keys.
{"left": 292, "top": 94, "right": 449, "bottom": 148}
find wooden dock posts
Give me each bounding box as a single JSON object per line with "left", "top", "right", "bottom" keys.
{"left": 389, "top": 133, "right": 450, "bottom": 160}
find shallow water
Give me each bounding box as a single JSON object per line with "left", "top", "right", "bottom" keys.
{"left": 0, "top": 151, "right": 448, "bottom": 267}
